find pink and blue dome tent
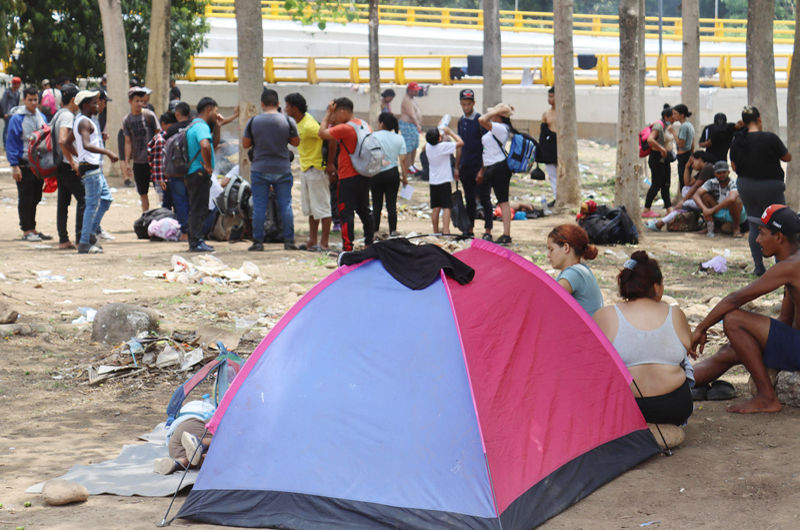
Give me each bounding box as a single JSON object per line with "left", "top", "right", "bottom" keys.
{"left": 178, "top": 239, "right": 660, "bottom": 529}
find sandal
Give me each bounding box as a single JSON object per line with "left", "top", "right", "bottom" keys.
{"left": 707, "top": 380, "right": 737, "bottom": 401}
{"left": 691, "top": 383, "right": 710, "bottom": 401}
{"left": 733, "top": 232, "right": 743, "bottom": 239}
{"left": 641, "top": 211, "right": 659, "bottom": 218}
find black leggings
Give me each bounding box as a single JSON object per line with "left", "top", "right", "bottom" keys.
{"left": 635, "top": 379, "right": 693, "bottom": 426}
{"left": 371, "top": 167, "right": 400, "bottom": 233}
{"left": 677, "top": 151, "right": 691, "bottom": 190}
{"left": 645, "top": 154, "right": 672, "bottom": 209}
{"left": 737, "top": 177, "right": 786, "bottom": 275}
{"left": 460, "top": 165, "right": 493, "bottom": 230}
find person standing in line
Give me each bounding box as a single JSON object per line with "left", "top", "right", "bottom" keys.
{"left": 164, "top": 101, "right": 194, "bottom": 241}
{"left": 642, "top": 105, "right": 676, "bottom": 218}
{"left": 284, "top": 92, "right": 332, "bottom": 251}
{"left": 538, "top": 87, "right": 558, "bottom": 207}
{"left": 39, "top": 79, "right": 60, "bottom": 122}
{"left": 325, "top": 139, "right": 341, "bottom": 233}
{"left": 1, "top": 76, "right": 21, "bottom": 147}
{"left": 381, "top": 89, "right": 395, "bottom": 114}
{"left": 123, "top": 86, "right": 160, "bottom": 211}
{"left": 478, "top": 103, "right": 515, "bottom": 246}
{"left": 455, "top": 88, "right": 492, "bottom": 240}
{"left": 184, "top": 97, "right": 222, "bottom": 253}
{"left": 63, "top": 91, "right": 118, "bottom": 254}
{"left": 7, "top": 86, "right": 51, "bottom": 242}
{"left": 730, "top": 106, "right": 792, "bottom": 276}
{"left": 398, "top": 82, "right": 423, "bottom": 174}
{"left": 673, "top": 104, "right": 695, "bottom": 190}
{"left": 51, "top": 83, "right": 85, "bottom": 249}
{"left": 318, "top": 97, "right": 375, "bottom": 252}
{"left": 371, "top": 112, "right": 408, "bottom": 237}
{"left": 169, "top": 79, "right": 181, "bottom": 102}
{"left": 148, "top": 112, "right": 178, "bottom": 210}
{"left": 424, "top": 126, "right": 463, "bottom": 236}
{"left": 699, "top": 112, "right": 739, "bottom": 162}
{"left": 242, "top": 89, "right": 299, "bottom": 252}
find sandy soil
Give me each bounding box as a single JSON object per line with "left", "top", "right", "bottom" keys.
{"left": 1, "top": 141, "right": 799, "bottom": 530}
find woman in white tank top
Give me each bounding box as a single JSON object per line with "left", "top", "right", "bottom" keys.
{"left": 593, "top": 251, "right": 694, "bottom": 426}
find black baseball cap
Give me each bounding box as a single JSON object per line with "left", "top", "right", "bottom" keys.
{"left": 748, "top": 205, "right": 800, "bottom": 236}
{"left": 97, "top": 86, "right": 112, "bottom": 102}
{"left": 459, "top": 89, "right": 475, "bottom": 100}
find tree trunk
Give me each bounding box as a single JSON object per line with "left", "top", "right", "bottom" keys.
{"left": 637, "top": 0, "right": 646, "bottom": 189}
{"left": 615, "top": 0, "right": 643, "bottom": 233}
{"left": 368, "top": 0, "right": 381, "bottom": 128}
{"left": 552, "top": 0, "right": 580, "bottom": 208}
{"left": 236, "top": 0, "right": 265, "bottom": 182}
{"left": 482, "top": 0, "right": 502, "bottom": 109}
{"left": 681, "top": 0, "right": 700, "bottom": 133}
{"left": 787, "top": 4, "right": 800, "bottom": 210}
{"left": 97, "top": 0, "right": 130, "bottom": 178}
{"left": 747, "top": 0, "right": 779, "bottom": 132}
{"left": 146, "top": 0, "right": 172, "bottom": 116}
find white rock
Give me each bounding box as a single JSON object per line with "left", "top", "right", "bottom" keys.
{"left": 42, "top": 479, "right": 89, "bottom": 505}
{"left": 288, "top": 283, "right": 306, "bottom": 295}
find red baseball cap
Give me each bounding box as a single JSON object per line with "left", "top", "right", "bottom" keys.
{"left": 748, "top": 204, "right": 800, "bottom": 236}
{"left": 407, "top": 82, "right": 421, "bottom": 91}
{"left": 11, "top": 77, "right": 21, "bottom": 85}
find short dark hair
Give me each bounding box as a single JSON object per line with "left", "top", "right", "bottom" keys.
{"left": 333, "top": 97, "right": 353, "bottom": 112}
{"left": 379, "top": 112, "right": 398, "bottom": 133}
{"left": 548, "top": 86, "right": 554, "bottom": 94}
{"left": 174, "top": 101, "right": 191, "bottom": 117}
{"left": 160, "top": 112, "right": 177, "bottom": 125}
{"left": 692, "top": 150, "right": 715, "bottom": 163}
{"left": 197, "top": 97, "right": 217, "bottom": 114}
{"left": 742, "top": 106, "right": 760, "bottom": 125}
{"left": 261, "top": 88, "right": 279, "bottom": 107}
{"left": 284, "top": 92, "right": 307, "bottom": 114}
{"left": 381, "top": 89, "right": 396, "bottom": 98}
{"left": 425, "top": 127, "right": 440, "bottom": 146}
{"left": 129, "top": 77, "right": 140, "bottom": 87}
{"left": 617, "top": 251, "right": 663, "bottom": 301}
{"left": 673, "top": 104, "right": 691, "bottom": 117}
{"left": 22, "top": 86, "right": 38, "bottom": 98}
{"left": 57, "top": 76, "right": 70, "bottom": 86}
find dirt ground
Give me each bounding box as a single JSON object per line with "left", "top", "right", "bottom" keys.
{"left": 1, "top": 141, "right": 799, "bottom": 530}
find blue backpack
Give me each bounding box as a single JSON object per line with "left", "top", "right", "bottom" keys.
{"left": 493, "top": 131, "right": 538, "bottom": 174}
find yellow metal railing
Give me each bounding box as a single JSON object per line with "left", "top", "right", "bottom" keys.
{"left": 205, "top": 1, "right": 796, "bottom": 44}
{"left": 178, "top": 53, "right": 793, "bottom": 89}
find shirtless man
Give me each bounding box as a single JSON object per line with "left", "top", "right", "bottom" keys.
{"left": 538, "top": 87, "right": 558, "bottom": 206}
{"left": 399, "top": 82, "right": 423, "bottom": 174}
{"left": 691, "top": 205, "right": 800, "bottom": 413}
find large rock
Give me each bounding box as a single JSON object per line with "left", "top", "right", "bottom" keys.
{"left": 0, "top": 301, "right": 19, "bottom": 324}
{"left": 92, "top": 303, "right": 159, "bottom": 345}
{"left": 648, "top": 423, "right": 685, "bottom": 451}
{"left": 42, "top": 479, "right": 89, "bottom": 505}
{"left": 748, "top": 369, "right": 781, "bottom": 398}
{"left": 776, "top": 371, "right": 800, "bottom": 407}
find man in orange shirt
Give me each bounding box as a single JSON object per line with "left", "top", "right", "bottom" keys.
{"left": 318, "top": 98, "right": 375, "bottom": 252}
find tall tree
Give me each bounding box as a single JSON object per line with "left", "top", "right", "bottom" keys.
{"left": 637, "top": 0, "right": 646, "bottom": 187}
{"left": 681, "top": 0, "right": 700, "bottom": 133}
{"left": 146, "top": 0, "right": 172, "bottom": 116}
{"left": 746, "top": 0, "right": 779, "bottom": 132}
{"left": 615, "top": 0, "right": 644, "bottom": 233}
{"left": 787, "top": 3, "right": 800, "bottom": 210}
{"left": 235, "top": 0, "right": 265, "bottom": 182}
{"left": 98, "top": 0, "right": 130, "bottom": 178}
{"left": 482, "top": 0, "right": 502, "bottom": 109}
{"left": 552, "top": 0, "right": 580, "bottom": 208}
{"left": 0, "top": 1, "right": 29, "bottom": 64}
{"left": 368, "top": 0, "right": 381, "bottom": 127}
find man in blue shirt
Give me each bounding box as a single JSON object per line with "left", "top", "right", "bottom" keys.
{"left": 455, "top": 89, "right": 492, "bottom": 240}
{"left": 185, "top": 97, "right": 220, "bottom": 252}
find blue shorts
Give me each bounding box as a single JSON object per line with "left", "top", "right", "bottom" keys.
{"left": 712, "top": 206, "right": 747, "bottom": 225}
{"left": 763, "top": 319, "right": 800, "bottom": 371}
{"left": 399, "top": 120, "right": 419, "bottom": 151}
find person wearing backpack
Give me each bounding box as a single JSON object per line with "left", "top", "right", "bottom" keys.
{"left": 7, "top": 86, "right": 52, "bottom": 242}
{"left": 319, "top": 97, "right": 375, "bottom": 252}
{"left": 39, "top": 79, "right": 60, "bottom": 122}
{"left": 241, "top": 89, "right": 300, "bottom": 251}
{"left": 148, "top": 112, "right": 178, "bottom": 210}
{"left": 478, "top": 103, "right": 515, "bottom": 246}
{"left": 642, "top": 105, "right": 677, "bottom": 219}
{"left": 164, "top": 102, "right": 194, "bottom": 241}
{"left": 51, "top": 83, "right": 85, "bottom": 249}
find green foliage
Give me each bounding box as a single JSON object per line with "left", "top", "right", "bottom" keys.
{"left": 6, "top": 0, "right": 208, "bottom": 84}
{"left": 0, "top": 0, "right": 31, "bottom": 63}
{"left": 283, "top": 0, "right": 358, "bottom": 30}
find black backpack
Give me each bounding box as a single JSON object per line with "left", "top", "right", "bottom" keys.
{"left": 262, "top": 191, "right": 284, "bottom": 243}
{"left": 580, "top": 205, "right": 639, "bottom": 245}
{"left": 133, "top": 208, "right": 178, "bottom": 240}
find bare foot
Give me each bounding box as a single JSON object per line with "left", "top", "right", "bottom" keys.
{"left": 727, "top": 396, "right": 782, "bottom": 414}
{"left": 179, "top": 233, "right": 189, "bottom": 242}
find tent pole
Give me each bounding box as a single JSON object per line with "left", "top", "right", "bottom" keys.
{"left": 157, "top": 427, "right": 209, "bottom": 527}
{"left": 631, "top": 380, "right": 673, "bottom": 456}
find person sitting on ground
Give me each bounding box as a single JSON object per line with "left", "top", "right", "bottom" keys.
{"left": 593, "top": 251, "right": 694, "bottom": 426}
{"left": 691, "top": 205, "right": 800, "bottom": 414}
{"left": 153, "top": 417, "right": 213, "bottom": 475}
{"left": 546, "top": 224, "right": 603, "bottom": 316}
{"left": 423, "top": 126, "right": 463, "bottom": 236}
{"left": 693, "top": 160, "right": 745, "bottom": 239}
{"left": 645, "top": 150, "right": 716, "bottom": 232}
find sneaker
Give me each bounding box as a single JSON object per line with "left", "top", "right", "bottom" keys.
{"left": 407, "top": 165, "right": 418, "bottom": 174}
{"left": 645, "top": 220, "right": 661, "bottom": 232}
{"left": 124, "top": 179, "right": 135, "bottom": 188}
{"left": 153, "top": 457, "right": 178, "bottom": 475}
{"left": 332, "top": 223, "right": 341, "bottom": 233}
{"left": 190, "top": 241, "right": 215, "bottom": 252}
{"left": 77, "top": 243, "right": 103, "bottom": 254}
{"left": 22, "top": 233, "right": 42, "bottom": 242}
{"left": 390, "top": 231, "right": 401, "bottom": 238}
{"left": 547, "top": 200, "right": 556, "bottom": 208}
{"left": 97, "top": 229, "right": 116, "bottom": 241}
{"left": 496, "top": 234, "right": 512, "bottom": 246}
{"left": 641, "top": 210, "right": 659, "bottom": 218}
{"left": 181, "top": 432, "right": 204, "bottom": 467}
{"left": 37, "top": 232, "right": 53, "bottom": 241}
{"left": 481, "top": 233, "right": 493, "bottom": 241}
{"left": 284, "top": 241, "right": 298, "bottom": 250}
{"left": 248, "top": 242, "right": 264, "bottom": 251}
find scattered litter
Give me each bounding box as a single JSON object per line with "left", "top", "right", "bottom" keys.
{"left": 54, "top": 300, "right": 73, "bottom": 305}
{"left": 701, "top": 255, "right": 728, "bottom": 273}
{"left": 30, "top": 244, "right": 54, "bottom": 249}
{"left": 32, "top": 270, "right": 65, "bottom": 281}
{"left": 399, "top": 184, "right": 414, "bottom": 200}
{"left": 143, "top": 270, "right": 166, "bottom": 278}
{"left": 679, "top": 487, "right": 685, "bottom": 493}
{"left": 159, "top": 255, "right": 261, "bottom": 285}
{"left": 103, "top": 289, "right": 135, "bottom": 294}
{"left": 0, "top": 273, "right": 5, "bottom": 280}
{"left": 639, "top": 523, "right": 661, "bottom": 527}
{"left": 180, "top": 348, "right": 204, "bottom": 371}
{"left": 666, "top": 250, "right": 681, "bottom": 256}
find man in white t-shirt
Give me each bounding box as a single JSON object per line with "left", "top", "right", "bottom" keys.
{"left": 423, "top": 126, "right": 463, "bottom": 236}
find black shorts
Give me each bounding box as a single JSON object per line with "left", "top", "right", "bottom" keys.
{"left": 484, "top": 161, "right": 512, "bottom": 204}
{"left": 635, "top": 379, "right": 693, "bottom": 426}
{"left": 133, "top": 163, "right": 152, "bottom": 196}
{"left": 430, "top": 182, "right": 453, "bottom": 209}
{"left": 763, "top": 319, "right": 800, "bottom": 371}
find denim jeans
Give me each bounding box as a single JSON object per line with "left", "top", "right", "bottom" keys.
{"left": 251, "top": 171, "right": 294, "bottom": 243}
{"left": 80, "top": 169, "right": 113, "bottom": 245}
{"left": 169, "top": 176, "right": 190, "bottom": 234}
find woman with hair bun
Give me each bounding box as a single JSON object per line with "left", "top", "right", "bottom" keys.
{"left": 593, "top": 251, "right": 694, "bottom": 426}
{"left": 546, "top": 224, "right": 603, "bottom": 316}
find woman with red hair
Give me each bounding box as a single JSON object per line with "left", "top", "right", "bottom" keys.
{"left": 546, "top": 224, "right": 603, "bottom": 316}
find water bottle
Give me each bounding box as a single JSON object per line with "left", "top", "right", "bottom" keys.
{"left": 723, "top": 248, "right": 731, "bottom": 258}
{"left": 438, "top": 114, "right": 451, "bottom": 131}
{"left": 540, "top": 196, "right": 547, "bottom": 213}
{"left": 202, "top": 394, "right": 214, "bottom": 421}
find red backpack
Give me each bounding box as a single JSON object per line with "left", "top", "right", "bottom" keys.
{"left": 27, "top": 123, "right": 59, "bottom": 180}
{"left": 639, "top": 120, "right": 665, "bottom": 158}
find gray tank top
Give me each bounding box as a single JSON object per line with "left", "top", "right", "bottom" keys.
{"left": 611, "top": 305, "right": 686, "bottom": 367}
